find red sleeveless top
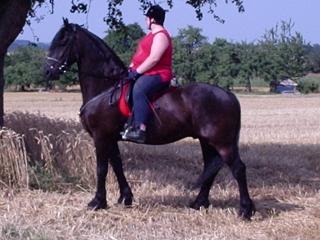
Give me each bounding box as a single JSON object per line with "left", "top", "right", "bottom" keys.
{"left": 131, "top": 30, "right": 173, "bottom": 82}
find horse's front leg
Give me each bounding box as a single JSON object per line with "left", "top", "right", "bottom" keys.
{"left": 87, "top": 139, "right": 110, "bottom": 210}
{"left": 109, "top": 142, "right": 133, "bottom": 206}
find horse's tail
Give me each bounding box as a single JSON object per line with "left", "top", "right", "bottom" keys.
{"left": 230, "top": 91, "right": 241, "bottom": 146}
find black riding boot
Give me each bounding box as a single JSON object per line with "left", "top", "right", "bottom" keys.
{"left": 122, "top": 127, "right": 146, "bottom": 143}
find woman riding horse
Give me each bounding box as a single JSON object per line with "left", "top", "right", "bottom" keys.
{"left": 122, "top": 5, "right": 173, "bottom": 143}
{"left": 44, "top": 15, "right": 255, "bottom": 220}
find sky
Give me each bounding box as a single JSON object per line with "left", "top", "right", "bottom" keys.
{"left": 18, "top": 0, "right": 320, "bottom": 44}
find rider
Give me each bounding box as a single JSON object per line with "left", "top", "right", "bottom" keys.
{"left": 122, "top": 5, "right": 173, "bottom": 143}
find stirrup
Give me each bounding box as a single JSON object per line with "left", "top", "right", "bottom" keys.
{"left": 121, "top": 126, "right": 132, "bottom": 140}
{"left": 122, "top": 128, "right": 146, "bottom": 143}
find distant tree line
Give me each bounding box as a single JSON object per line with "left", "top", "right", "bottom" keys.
{"left": 4, "top": 21, "right": 320, "bottom": 93}
{"left": 5, "top": 44, "right": 77, "bottom": 91}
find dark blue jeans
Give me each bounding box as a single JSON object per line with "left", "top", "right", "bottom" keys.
{"left": 132, "top": 74, "right": 169, "bottom": 128}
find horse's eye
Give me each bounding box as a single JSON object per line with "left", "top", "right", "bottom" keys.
{"left": 56, "top": 36, "right": 68, "bottom": 47}
{"left": 57, "top": 30, "right": 70, "bottom": 45}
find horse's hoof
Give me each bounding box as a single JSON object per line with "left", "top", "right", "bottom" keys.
{"left": 87, "top": 197, "right": 107, "bottom": 210}
{"left": 190, "top": 198, "right": 210, "bottom": 210}
{"left": 239, "top": 201, "right": 256, "bottom": 220}
{"left": 117, "top": 193, "right": 133, "bottom": 206}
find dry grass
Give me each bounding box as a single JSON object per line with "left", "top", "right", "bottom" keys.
{"left": 0, "top": 128, "right": 28, "bottom": 188}
{"left": 2, "top": 111, "right": 94, "bottom": 190}
{"left": 0, "top": 92, "right": 319, "bottom": 240}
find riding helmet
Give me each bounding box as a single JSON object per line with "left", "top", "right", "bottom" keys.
{"left": 145, "top": 5, "right": 166, "bottom": 25}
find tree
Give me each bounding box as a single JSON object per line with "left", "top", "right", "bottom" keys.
{"left": 193, "top": 42, "right": 219, "bottom": 84}
{"left": 235, "top": 42, "right": 260, "bottom": 92}
{"left": 305, "top": 44, "right": 320, "bottom": 73}
{"left": 0, "top": 0, "right": 31, "bottom": 126}
{"left": 210, "top": 38, "right": 239, "bottom": 89}
{"left": 56, "top": 65, "right": 79, "bottom": 89}
{"left": 173, "top": 26, "right": 208, "bottom": 83}
{"left": 4, "top": 46, "right": 46, "bottom": 91}
{"left": 257, "top": 32, "right": 281, "bottom": 83}
{"left": 0, "top": 0, "right": 245, "bottom": 126}
{"left": 259, "top": 20, "right": 307, "bottom": 83}
{"left": 101, "top": 0, "right": 245, "bottom": 28}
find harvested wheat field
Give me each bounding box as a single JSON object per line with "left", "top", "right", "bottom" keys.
{"left": 0, "top": 92, "right": 319, "bottom": 240}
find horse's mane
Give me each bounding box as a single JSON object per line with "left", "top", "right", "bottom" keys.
{"left": 76, "top": 24, "right": 127, "bottom": 72}
{"left": 51, "top": 23, "right": 127, "bottom": 76}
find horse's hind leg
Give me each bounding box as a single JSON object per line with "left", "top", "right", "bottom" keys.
{"left": 218, "top": 145, "right": 255, "bottom": 220}
{"left": 109, "top": 142, "right": 133, "bottom": 206}
{"left": 190, "top": 140, "right": 223, "bottom": 210}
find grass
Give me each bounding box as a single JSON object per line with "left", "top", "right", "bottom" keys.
{"left": 0, "top": 128, "right": 28, "bottom": 188}
{"left": 0, "top": 92, "right": 319, "bottom": 239}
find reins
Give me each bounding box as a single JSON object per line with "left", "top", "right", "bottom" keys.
{"left": 109, "top": 77, "right": 133, "bottom": 105}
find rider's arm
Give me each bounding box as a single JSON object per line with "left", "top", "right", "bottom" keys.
{"left": 136, "top": 32, "right": 169, "bottom": 74}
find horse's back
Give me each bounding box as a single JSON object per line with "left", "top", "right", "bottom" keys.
{"left": 158, "top": 83, "right": 240, "bottom": 123}
{"left": 181, "top": 83, "right": 240, "bottom": 113}
{"left": 147, "top": 83, "right": 240, "bottom": 144}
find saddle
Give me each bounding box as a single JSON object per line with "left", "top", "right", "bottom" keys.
{"left": 118, "top": 80, "right": 134, "bottom": 117}
{"left": 111, "top": 79, "right": 177, "bottom": 118}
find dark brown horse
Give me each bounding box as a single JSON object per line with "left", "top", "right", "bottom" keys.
{"left": 45, "top": 19, "right": 255, "bottom": 219}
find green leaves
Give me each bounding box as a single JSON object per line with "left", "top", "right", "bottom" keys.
{"left": 186, "top": 0, "right": 245, "bottom": 22}
{"left": 29, "top": 1, "right": 245, "bottom": 29}
{"left": 5, "top": 46, "right": 45, "bottom": 91}
{"left": 4, "top": 45, "right": 77, "bottom": 91}
{"left": 305, "top": 44, "right": 320, "bottom": 73}
{"left": 173, "top": 26, "right": 208, "bottom": 83}
{"left": 259, "top": 20, "right": 308, "bottom": 82}
{"left": 172, "top": 21, "right": 309, "bottom": 91}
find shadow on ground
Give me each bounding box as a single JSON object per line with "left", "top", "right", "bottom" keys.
{"left": 121, "top": 141, "right": 320, "bottom": 191}
{"left": 120, "top": 141, "right": 319, "bottom": 217}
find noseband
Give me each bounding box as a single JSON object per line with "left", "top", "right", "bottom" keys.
{"left": 46, "top": 56, "right": 68, "bottom": 73}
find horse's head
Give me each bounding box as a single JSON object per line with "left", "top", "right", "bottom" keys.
{"left": 45, "top": 18, "right": 78, "bottom": 80}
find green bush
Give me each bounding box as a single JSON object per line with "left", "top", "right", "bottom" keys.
{"left": 297, "top": 76, "right": 320, "bottom": 94}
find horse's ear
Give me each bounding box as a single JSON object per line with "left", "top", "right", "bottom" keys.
{"left": 63, "top": 18, "right": 69, "bottom": 27}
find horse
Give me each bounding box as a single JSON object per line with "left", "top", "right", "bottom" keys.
{"left": 44, "top": 19, "right": 255, "bottom": 220}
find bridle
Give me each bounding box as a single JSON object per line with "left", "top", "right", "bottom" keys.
{"left": 45, "top": 27, "right": 77, "bottom": 75}
{"left": 46, "top": 24, "right": 127, "bottom": 80}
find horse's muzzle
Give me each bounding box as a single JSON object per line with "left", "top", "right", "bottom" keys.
{"left": 44, "top": 65, "right": 60, "bottom": 81}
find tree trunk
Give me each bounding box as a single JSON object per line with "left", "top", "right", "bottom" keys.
{"left": 0, "top": 55, "right": 4, "bottom": 126}
{"left": 0, "top": 0, "right": 31, "bottom": 126}
{"left": 246, "top": 76, "right": 252, "bottom": 92}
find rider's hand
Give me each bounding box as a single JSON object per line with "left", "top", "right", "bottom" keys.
{"left": 128, "top": 69, "right": 142, "bottom": 81}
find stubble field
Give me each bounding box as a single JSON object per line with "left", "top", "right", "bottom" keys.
{"left": 0, "top": 92, "right": 319, "bottom": 240}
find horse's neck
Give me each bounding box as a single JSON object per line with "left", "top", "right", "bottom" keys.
{"left": 76, "top": 33, "right": 126, "bottom": 105}
{"left": 78, "top": 63, "right": 113, "bottom": 104}
{"left": 78, "top": 71, "right": 107, "bottom": 104}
